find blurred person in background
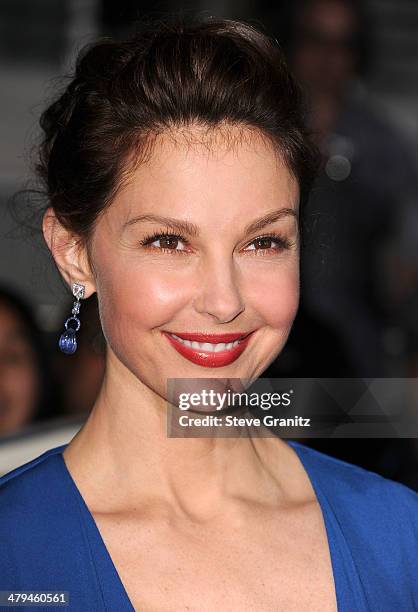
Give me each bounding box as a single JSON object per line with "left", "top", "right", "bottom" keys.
{"left": 274, "top": 0, "right": 418, "bottom": 489}
{"left": 0, "top": 285, "right": 61, "bottom": 437}
{"left": 276, "top": 0, "right": 418, "bottom": 378}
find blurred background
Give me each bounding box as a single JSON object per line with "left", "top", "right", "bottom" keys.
{"left": 0, "top": 0, "right": 417, "bottom": 489}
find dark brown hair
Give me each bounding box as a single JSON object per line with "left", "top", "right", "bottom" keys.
{"left": 36, "top": 15, "right": 320, "bottom": 245}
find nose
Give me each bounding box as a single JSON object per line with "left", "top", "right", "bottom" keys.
{"left": 193, "top": 255, "right": 245, "bottom": 324}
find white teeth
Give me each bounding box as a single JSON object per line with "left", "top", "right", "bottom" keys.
{"left": 169, "top": 334, "right": 240, "bottom": 352}
{"left": 214, "top": 343, "right": 225, "bottom": 353}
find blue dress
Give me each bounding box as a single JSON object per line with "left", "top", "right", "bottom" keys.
{"left": 0, "top": 440, "right": 417, "bottom": 611}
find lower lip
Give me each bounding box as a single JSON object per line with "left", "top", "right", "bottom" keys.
{"left": 162, "top": 332, "right": 254, "bottom": 367}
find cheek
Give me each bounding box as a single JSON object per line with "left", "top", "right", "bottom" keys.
{"left": 95, "top": 259, "right": 189, "bottom": 344}
{"left": 244, "top": 260, "right": 300, "bottom": 330}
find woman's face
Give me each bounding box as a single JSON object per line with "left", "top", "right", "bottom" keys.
{"left": 88, "top": 126, "right": 300, "bottom": 398}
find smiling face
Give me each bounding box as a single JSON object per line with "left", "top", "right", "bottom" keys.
{"left": 75, "top": 125, "right": 300, "bottom": 399}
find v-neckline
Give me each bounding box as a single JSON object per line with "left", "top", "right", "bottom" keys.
{"left": 56, "top": 440, "right": 344, "bottom": 612}
{"left": 57, "top": 449, "right": 135, "bottom": 611}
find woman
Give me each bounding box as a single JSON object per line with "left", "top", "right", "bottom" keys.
{"left": 0, "top": 16, "right": 417, "bottom": 612}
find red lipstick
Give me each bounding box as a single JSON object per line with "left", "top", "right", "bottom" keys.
{"left": 162, "top": 330, "right": 255, "bottom": 367}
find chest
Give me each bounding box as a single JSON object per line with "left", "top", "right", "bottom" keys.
{"left": 91, "top": 503, "right": 338, "bottom": 612}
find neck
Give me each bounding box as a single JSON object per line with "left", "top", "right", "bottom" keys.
{"left": 63, "top": 349, "right": 303, "bottom": 520}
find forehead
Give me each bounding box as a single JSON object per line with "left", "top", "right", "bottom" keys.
{"left": 105, "top": 124, "right": 299, "bottom": 226}
{"left": 131, "top": 123, "right": 290, "bottom": 177}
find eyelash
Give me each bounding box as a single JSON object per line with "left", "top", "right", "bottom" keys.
{"left": 138, "top": 229, "right": 293, "bottom": 256}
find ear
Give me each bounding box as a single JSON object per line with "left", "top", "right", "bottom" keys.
{"left": 42, "top": 207, "right": 96, "bottom": 297}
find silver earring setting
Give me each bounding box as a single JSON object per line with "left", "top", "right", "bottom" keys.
{"left": 58, "top": 282, "right": 85, "bottom": 354}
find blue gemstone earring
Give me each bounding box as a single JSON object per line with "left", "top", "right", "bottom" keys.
{"left": 58, "top": 282, "right": 85, "bottom": 354}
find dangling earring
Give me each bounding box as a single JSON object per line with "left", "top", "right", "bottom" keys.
{"left": 58, "top": 282, "right": 85, "bottom": 354}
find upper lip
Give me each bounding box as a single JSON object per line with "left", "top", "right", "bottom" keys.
{"left": 163, "top": 331, "right": 254, "bottom": 343}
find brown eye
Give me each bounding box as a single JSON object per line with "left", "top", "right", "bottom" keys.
{"left": 139, "top": 232, "right": 188, "bottom": 253}
{"left": 159, "top": 236, "right": 179, "bottom": 249}
{"left": 254, "top": 237, "right": 273, "bottom": 249}
{"left": 243, "top": 234, "right": 291, "bottom": 254}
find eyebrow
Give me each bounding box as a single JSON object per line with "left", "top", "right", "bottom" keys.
{"left": 123, "top": 208, "right": 298, "bottom": 237}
